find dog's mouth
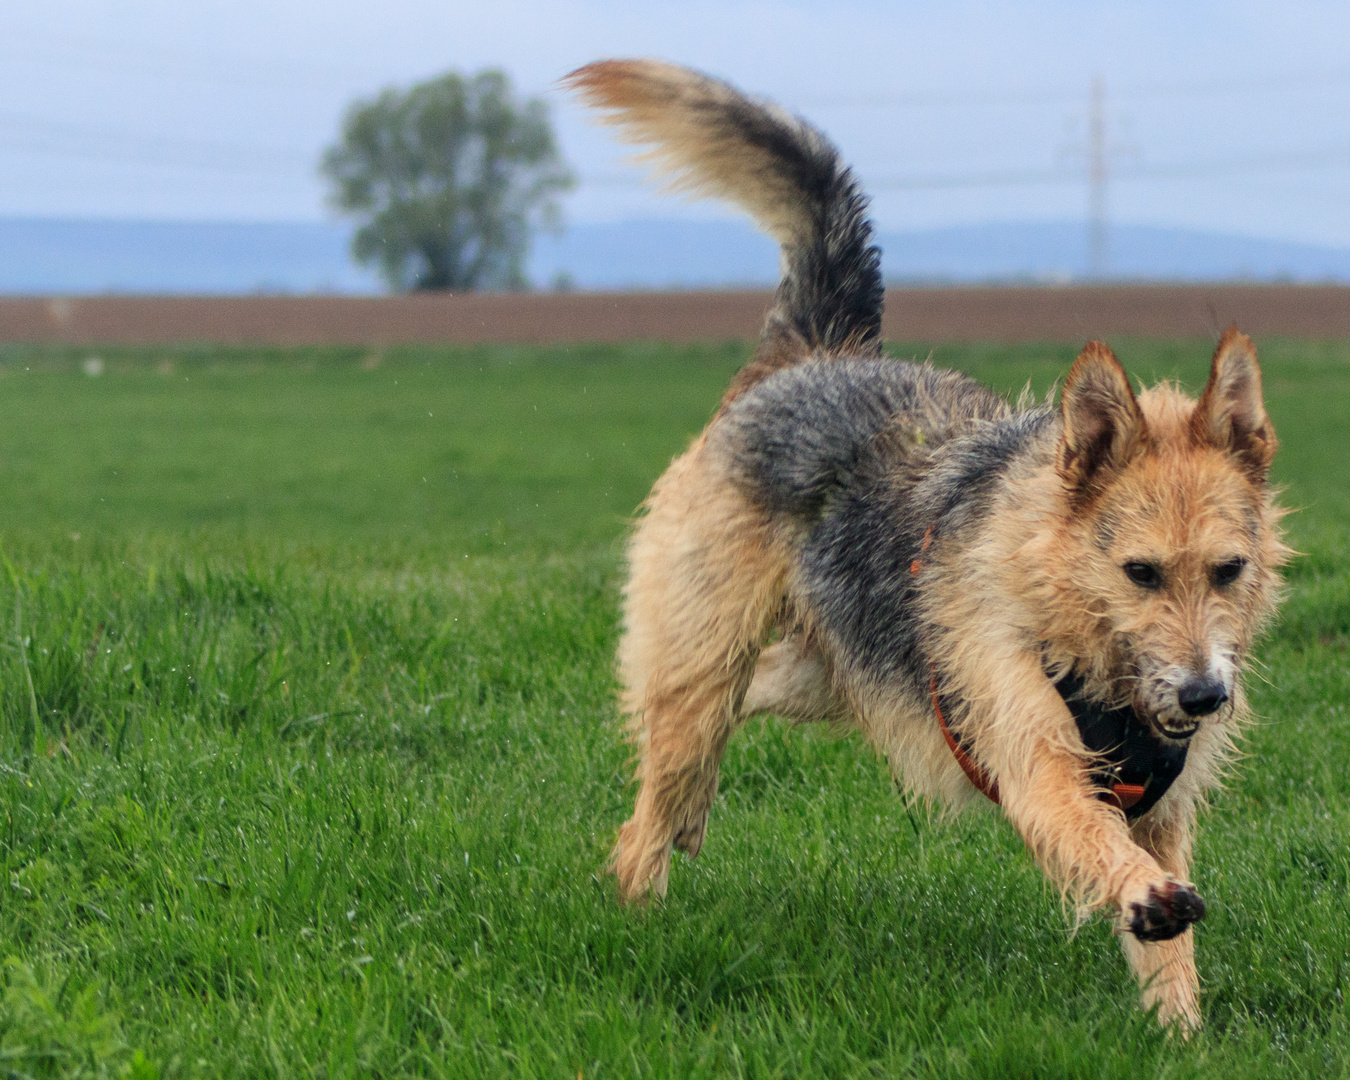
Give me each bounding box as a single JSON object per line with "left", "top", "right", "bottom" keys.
{"left": 1149, "top": 715, "right": 1201, "bottom": 741}
{"left": 1131, "top": 697, "right": 1202, "bottom": 742}
{"left": 1132, "top": 677, "right": 1223, "bottom": 743}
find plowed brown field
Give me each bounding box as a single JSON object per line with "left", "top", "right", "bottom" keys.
{"left": 2, "top": 284, "right": 1348, "bottom": 346}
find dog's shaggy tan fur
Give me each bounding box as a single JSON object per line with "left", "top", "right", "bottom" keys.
{"left": 567, "top": 59, "right": 1288, "bottom": 1030}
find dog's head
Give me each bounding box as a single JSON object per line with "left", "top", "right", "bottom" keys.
{"left": 1050, "top": 329, "right": 1286, "bottom": 741}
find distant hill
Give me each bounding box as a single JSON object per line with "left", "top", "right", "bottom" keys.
{"left": 0, "top": 219, "right": 381, "bottom": 295}
{"left": 532, "top": 220, "right": 1350, "bottom": 288}
{"left": 2, "top": 216, "right": 1349, "bottom": 295}
{"left": 883, "top": 222, "right": 1350, "bottom": 284}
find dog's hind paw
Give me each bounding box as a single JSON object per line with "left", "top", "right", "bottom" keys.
{"left": 1128, "top": 880, "right": 1206, "bottom": 942}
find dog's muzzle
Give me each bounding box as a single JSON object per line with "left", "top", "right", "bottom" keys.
{"left": 1151, "top": 676, "right": 1228, "bottom": 739}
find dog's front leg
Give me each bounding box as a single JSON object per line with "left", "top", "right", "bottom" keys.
{"left": 1120, "top": 811, "right": 1202, "bottom": 1032}
{"left": 972, "top": 659, "right": 1206, "bottom": 951}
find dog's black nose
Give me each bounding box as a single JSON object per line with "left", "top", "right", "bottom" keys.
{"left": 1177, "top": 677, "right": 1228, "bottom": 717}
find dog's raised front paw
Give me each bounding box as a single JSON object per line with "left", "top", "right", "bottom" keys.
{"left": 1128, "top": 880, "right": 1206, "bottom": 942}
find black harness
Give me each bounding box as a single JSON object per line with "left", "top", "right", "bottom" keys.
{"left": 931, "top": 666, "right": 1190, "bottom": 821}
{"left": 1053, "top": 671, "right": 1190, "bottom": 820}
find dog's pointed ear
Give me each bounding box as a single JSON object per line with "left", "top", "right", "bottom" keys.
{"left": 1057, "top": 341, "right": 1148, "bottom": 500}
{"left": 1191, "top": 327, "right": 1277, "bottom": 483}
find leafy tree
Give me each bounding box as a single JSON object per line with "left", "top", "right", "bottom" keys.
{"left": 322, "top": 69, "right": 574, "bottom": 292}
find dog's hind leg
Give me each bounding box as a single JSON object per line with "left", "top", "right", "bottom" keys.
{"left": 1121, "top": 809, "right": 1202, "bottom": 1032}
{"left": 612, "top": 442, "right": 786, "bottom": 902}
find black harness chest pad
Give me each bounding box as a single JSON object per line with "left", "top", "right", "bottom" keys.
{"left": 1054, "top": 672, "right": 1190, "bottom": 821}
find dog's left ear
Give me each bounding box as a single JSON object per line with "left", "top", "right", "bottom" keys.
{"left": 1191, "top": 327, "right": 1277, "bottom": 483}
{"left": 1058, "top": 340, "right": 1148, "bottom": 501}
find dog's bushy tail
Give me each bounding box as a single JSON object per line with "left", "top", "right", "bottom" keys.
{"left": 564, "top": 60, "right": 884, "bottom": 399}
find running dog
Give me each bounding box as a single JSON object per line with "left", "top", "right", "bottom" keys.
{"left": 566, "top": 59, "right": 1286, "bottom": 1029}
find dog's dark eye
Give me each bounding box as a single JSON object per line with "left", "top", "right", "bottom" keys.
{"left": 1212, "top": 558, "right": 1246, "bottom": 588}
{"left": 1123, "top": 562, "right": 1162, "bottom": 589}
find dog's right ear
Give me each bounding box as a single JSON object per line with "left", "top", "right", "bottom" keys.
{"left": 1057, "top": 341, "right": 1148, "bottom": 501}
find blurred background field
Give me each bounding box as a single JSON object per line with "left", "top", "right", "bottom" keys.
{"left": 0, "top": 340, "right": 1343, "bottom": 1077}
{"left": 0, "top": 337, "right": 1342, "bottom": 554}
{"left": 0, "top": 336, "right": 1342, "bottom": 555}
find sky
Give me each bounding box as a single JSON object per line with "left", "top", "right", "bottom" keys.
{"left": 3, "top": 1, "right": 1350, "bottom": 246}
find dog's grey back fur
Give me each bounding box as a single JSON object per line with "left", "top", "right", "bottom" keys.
{"left": 798, "top": 401, "right": 1057, "bottom": 687}
{"left": 714, "top": 358, "right": 1057, "bottom": 688}
{"left": 716, "top": 358, "right": 1013, "bottom": 522}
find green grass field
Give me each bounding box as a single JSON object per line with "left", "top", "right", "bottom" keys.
{"left": 0, "top": 337, "right": 1343, "bottom": 1078}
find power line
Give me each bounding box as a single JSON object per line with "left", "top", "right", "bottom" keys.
{"left": 0, "top": 113, "right": 310, "bottom": 175}
{"left": 797, "top": 70, "right": 1350, "bottom": 111}
{"left": 1118, "top": 147, "right": 1350, "bottom": 180}
{"left": 580, "top": 146, "right": 1350, "bottom": 194}
{"left": 2, "top": 90, "right": 1349, "bottom": 190}
{"left": 1054, "top": 77, "right": 1134, "bottom": 277}
{"left": 9, "top": 128, "right": 1350, "bottom": 187}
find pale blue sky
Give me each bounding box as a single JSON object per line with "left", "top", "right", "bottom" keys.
{"left": 3, "top": 1, "right": 1349, "bottom": 245}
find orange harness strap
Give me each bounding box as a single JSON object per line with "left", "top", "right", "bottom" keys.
{"left": 930, "top": 668, "right": 1001, "bottom": 804}
{"left": 1109, "top": 782, "right": 1146, "bottom": 812}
